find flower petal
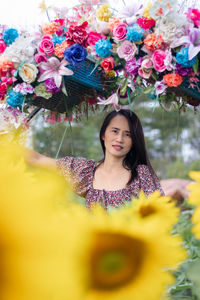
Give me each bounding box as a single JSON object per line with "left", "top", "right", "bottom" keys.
{"left": 38, "top": 70, "right": 56, "bottom": 82}
{"left": 188, "top": 44, "right": 200, "bottom": 60}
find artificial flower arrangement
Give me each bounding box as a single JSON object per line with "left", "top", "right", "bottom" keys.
{"left": 0, "top": 0, "right": 200, "bottom": 123}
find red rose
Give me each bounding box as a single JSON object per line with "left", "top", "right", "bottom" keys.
{"left": 38, "top": 35, "right": 54, "bottom": 55}
{"left": 87, "top": 32, "right": 105, "bottom": 46}
{"left": 66, "top": 21, "right": 88, "bottom": 47}
{"left": 0, "top": 81, "right": 7, "bottom": 100}
{"left": 101, "top": 57, "right": 115, "bottom": 72}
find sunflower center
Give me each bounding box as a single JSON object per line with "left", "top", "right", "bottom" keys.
{"left": 139, "top": 204, "right": 157, "bottom": 217}
{"left": 90, "top": 232, "right": 145, "bottom": 290}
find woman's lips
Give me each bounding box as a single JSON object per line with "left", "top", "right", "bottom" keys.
{"left": 112, "top": 145, "right": 123, "bottom": 151}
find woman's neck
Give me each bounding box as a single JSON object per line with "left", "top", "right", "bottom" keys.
{"left": 102, "top": 153, "right": 125, "bottom": 172}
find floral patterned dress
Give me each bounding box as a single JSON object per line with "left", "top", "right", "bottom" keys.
{"left": 56, "top": 157, "right": 164, "bottom": 209}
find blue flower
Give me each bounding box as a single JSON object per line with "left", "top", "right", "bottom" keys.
{"left": 7, "top": 90, "right": 24, "bottom": 108}
{"left": 126, "top": 24, "right": 144, "bottom": 42}
{"left": 95, "top": 39, "right": 112, "bottom": 58}
{"left": 176, "top": 47, "right": 197, "bottom": 68}
{"left": 52, "top": 36, "right": 65, "bottom": 46}
{"left": 3, "top": 28, "right": 19, "bottom": 45}
{"left": 63, "top": 44, "right": 87, "bottom": 67}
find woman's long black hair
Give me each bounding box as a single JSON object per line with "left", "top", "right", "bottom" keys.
{"left": 98, "top": 109, "right": 158, "bottom": 185}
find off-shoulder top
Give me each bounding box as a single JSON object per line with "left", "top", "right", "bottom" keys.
{"left": 56, "top": 157, "right": 164, "bottom": 209}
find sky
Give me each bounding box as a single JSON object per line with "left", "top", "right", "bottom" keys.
{"left": 0, "top": 0, "right": 196, "bottom": 28}
{"left": 0, "top": 0, "right": 120, "bottom": 27}
{"left": 0, "top": 0, "right": 79, "bottom": 27}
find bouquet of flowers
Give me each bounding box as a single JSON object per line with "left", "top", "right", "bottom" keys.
{"left": 0, "top": 0, "right": 200, "bottom": 123}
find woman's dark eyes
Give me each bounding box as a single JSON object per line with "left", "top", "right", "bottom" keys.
{"left": 111, "top": 130, "right": 131, "bottom": 137}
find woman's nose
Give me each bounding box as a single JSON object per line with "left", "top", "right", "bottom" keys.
{"left": 116, "top": 133, "right": 124, "bottom": 143}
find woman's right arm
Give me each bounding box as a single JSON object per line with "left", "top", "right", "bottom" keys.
{"left": 24, "top": 148, "right": 56, "bottom": 168}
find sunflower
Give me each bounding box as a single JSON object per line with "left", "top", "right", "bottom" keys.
{"left": 116, "top": 191, "right": 179, "bottom": 233}
{"left": 66, "top": 206, "right": 186, "bottom": 300}
{"left": 0, "top": 135, "right": 79, "bottom": 300}
{"left": 187, "top": 171, "right": 200, "bottom": 205}
{"left": 191, "top": 206, "right": 200, "bottom": 239}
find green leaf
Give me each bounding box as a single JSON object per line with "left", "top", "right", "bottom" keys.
{"left": 143, "top": 86, "right": 154, "bottom": 94}
{"left": 192, "top": 59, "right": 199, "bottom": 74}
{"left": 120, "top": 78, "right": 128, "bottom": 96}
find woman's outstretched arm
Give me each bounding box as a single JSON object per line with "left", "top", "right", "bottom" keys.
{"left": 24, "top": 148, "right": 56, "bottom": 168}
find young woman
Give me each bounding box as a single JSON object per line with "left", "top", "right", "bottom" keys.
{"left": 28, "top": 109, "right": 164, "bottom": 209}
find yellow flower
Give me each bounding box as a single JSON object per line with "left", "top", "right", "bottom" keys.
{"left": 143, "top": 3, "right": 153, "bottom": 19}
{"left": 66, "top": 206, "right": 186, "bottom": 300}
{"left": 105, "top": 70, "right": 116, "bottom": 78}
{"left": 119, "top": 191, "right": 180, "bottom": 232}
{"left": 187, "top": 171, "right": 200, "bottom": 205}
{"left": 0, "top": 135, "right": 78, "bottom": 300}
{"left": 97, "top": 5, "right": 111, "bottom": 22}
{"left": 192, "top": 206, "right": 200, "bottom": 239}
{"left": 39, "top": 0, "right": 47, "bottom": 11}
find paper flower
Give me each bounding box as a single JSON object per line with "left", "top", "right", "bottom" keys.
{"left": 95, "top": 38, "right": 112, "bottom": 57}
{"left": 7, "top": 90, "right": 24, "bottom": 108}
{"left": 173, "top": 28, "right": 200, "bottom": 60}
{"left": 38, "top": 57, "right": 73, "bottom": 88}
{"left": 176, "top": 47, "right": 197, "bottom": 67}
{"left": 3, "top": 36, "right": 36, "bottom": 67}
{"left": 118, "top": 1, "right": 143, "bottom": 26}
{"left": 13, "top": 83, "right": 34, "bottom": 95}
{"left": 3, "top": 28, "right": 19, "bottom": 45}
{"left": 63, "top": 43, "right": 87, "bottom": 66}
{"left": 126, "top": 24, "right": 144, "bottom": 42}
{"left": 45, "top": 77, "right": 62, "bottom": 93}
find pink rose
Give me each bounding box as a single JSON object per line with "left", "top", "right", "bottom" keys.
{"left": 138, "top": 58, "right": 153, "bottom": 79}
{"left": 113, "top": 23, "right": 127, "bottom": 41}
{"left": 117, "top": 40, "right": 137, "bottom": 61}
{"left": 152, "top": 50, "right": 167, "bottom": 72}
{"left": 38, "top": 35, "right": 54, "bottom": 55}
{"left": 0, "top": 39, "right": 6, "bottom": 54}
{"left": 87, "top": 32, "right": 105, "bottom": 46}
{"left": 35, "top": 53, "right": 47, "bottom": 64}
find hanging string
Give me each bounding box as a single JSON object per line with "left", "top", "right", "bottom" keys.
{"left": 55, "top": 121, "right": 69, "bottom": 159}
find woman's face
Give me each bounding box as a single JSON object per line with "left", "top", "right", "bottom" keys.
{"left": 102, "top": 115, "right": 132, "bottom": 159}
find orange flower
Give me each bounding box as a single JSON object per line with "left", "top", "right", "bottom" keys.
{"left": 42, "top": 22, "right": 59, "bottom": 35}
{"left": 108, "top": 17, "right": 120, "bottom": 31}
{"left": 144, "top": 34, "right": 164, "bottom": 51}
{"left": 54, "top": 41, "right": 69, "bottom": 59}
{"left": 0, "top": 57, "right": 14, "bottom": 72}
{"left": 163, "top": 73, "right": 183, "bottom": 87}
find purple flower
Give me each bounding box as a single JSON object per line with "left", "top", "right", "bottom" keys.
{"left": 45, "top": 78, "right": 62, "bottom": 94}
{"left": 175, "top": 64, "right": 193, "bottom": 76}
{"left": 172, "top": 27, "right": 200, "bottom": 60}
{"left": 155, "top": 80, "right": 167, "bottom": 96}
{"left": 126, "top": 57, "right": 142, "bottom": 75}
{"left": 13, "top": 83, "right": 34, "bottom": 95}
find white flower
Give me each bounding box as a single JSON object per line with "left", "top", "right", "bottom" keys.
{"left": 95, "top": 20, "right": 110, "bottom": 35}
{"left": 19, "top": 63, "right": 38, "bottom": 84}
{"left": 155, "top": 16, "right": 187, "bottom": 45}
{"left": 118, "top": 0, "right": 143, "bottom": 26}
{"left": 3, "top": 35, "right": 36, "bottom": 68}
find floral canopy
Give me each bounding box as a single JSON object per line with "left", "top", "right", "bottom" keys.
{"left": 0, "top": 0, "right": 200, "bottom": 125}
